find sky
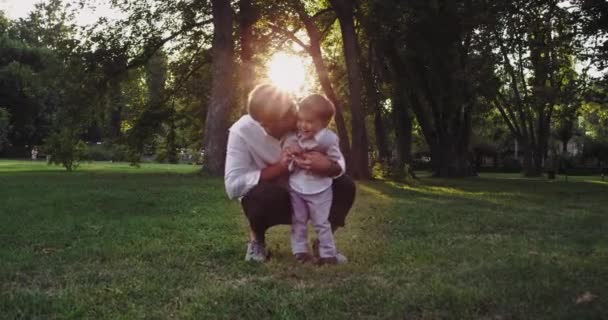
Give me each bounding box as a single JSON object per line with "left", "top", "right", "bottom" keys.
{"left": 0, "top": 0, "right": 122, "bottom": 26}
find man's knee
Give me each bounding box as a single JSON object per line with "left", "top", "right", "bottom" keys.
{"left": 329, "top": 175, "right": 356, "bottom": 228}
{"left": 241, "top": 183, "right": 292, "bottom": 235}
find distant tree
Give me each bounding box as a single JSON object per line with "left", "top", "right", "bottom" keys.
{"left": 0, "top": 107, "right": 10, "bottom": 152}
{"left": 491, "top": 0, "right": 582, "bottom": 176}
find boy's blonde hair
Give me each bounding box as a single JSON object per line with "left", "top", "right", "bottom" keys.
{"left": 247, "top": 84, "right": 295, "bottom": 122}
{"left": 298, "top": 94, "right": 335, "bottom": 124}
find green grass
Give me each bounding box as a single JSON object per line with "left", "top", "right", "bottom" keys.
{"left": 1, "top": 160, "right": 607, "bottom": 319}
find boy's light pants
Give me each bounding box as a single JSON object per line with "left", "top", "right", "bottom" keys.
{"left": 289, "top": 188, "right": 337, "bottom": 258}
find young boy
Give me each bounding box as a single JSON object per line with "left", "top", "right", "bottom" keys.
{"left": 283, "top": 94, "right": 346, "bottom": 265}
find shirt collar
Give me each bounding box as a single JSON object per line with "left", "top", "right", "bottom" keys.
{"left": 297, "top": 129, "right": 325, "bottom": 142}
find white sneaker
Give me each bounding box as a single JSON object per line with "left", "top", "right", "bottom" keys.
{"left": 245, "top": 240, "right": 268, "bottom": 262}
{"left": 336, "top": 252, "right": 348, "bottom": 264}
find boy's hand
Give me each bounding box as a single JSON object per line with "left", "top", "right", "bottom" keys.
{"left": 295, "top": 151, "right": 341, "bottom": 176}
{"left": 283, "top": 145, "right": 303, "bottom": 157}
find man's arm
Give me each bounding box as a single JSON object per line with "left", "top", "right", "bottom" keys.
{"left": 225, "top": 132, "right": 293, "bottom": 198}
{"left": 224, "top": 132, "right": 262, "bottom": 199}
{"left": 260, "top": 154, "right": 290, "bottom": 181}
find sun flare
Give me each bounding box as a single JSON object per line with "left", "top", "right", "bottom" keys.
{"left": 266, "top": 53, "right": 307, "bottom": 94}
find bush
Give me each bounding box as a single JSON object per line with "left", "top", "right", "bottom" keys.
{"left": 583, "top": 137, "right": 608, "bottom": 165}
{"left": 372, "top": 160, "right": 416, "bottom": 182}
{"left": 85, "top": 143, "right": 129, "bottom": 162}
{"left": 502, "top": 157, "right": 523, "bottom": 173}
{"left": 44, "top": 129, "right": 87, "bottom": 171}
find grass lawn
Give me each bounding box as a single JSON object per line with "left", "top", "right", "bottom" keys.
{"left": 1, "top": 160, "right": 607, "bottom": 319}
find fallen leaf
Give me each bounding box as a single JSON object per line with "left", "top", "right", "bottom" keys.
{"left": 576, "top": 291, "right": 598, "bottom": 305}
{"left": 40, "top": 247, "right": 59, "bottom": 255}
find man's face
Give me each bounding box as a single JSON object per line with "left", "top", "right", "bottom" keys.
{"left": 258, "top": 104, "right": 298, "bottom": 139}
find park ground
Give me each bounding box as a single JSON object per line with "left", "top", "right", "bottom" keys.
{"left": 1, "top": 160, "right": 607, "bottom": 319}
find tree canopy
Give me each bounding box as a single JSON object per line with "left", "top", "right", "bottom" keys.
{"left": 1, "top": 0, "right": 606, "bottom": 175}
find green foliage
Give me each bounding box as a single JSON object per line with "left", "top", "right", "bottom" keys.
{"left": 85, "top": 143, "right": 129, "bottom": 162}
{"left": 0, "top": 36, "right": 57, "bottom": 146}
{"left": 371, "top": 159, "right": 415, "bottom": 183}
{"left": 44, "top": 128, "right": 87, "bottom": 171}
{"left": 580, "top": 99, "right": 608, "bottom": 139}
{"left": 582, "top": 136, "right": 608, "bottom": 164}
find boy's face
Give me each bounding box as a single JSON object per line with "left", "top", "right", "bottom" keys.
{"left": 297, "top": 108, "right": 326, "bottom": 140}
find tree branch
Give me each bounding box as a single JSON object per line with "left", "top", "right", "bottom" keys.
{"left": 268, "top": 23, "right": 311, "bottom": 54}
{"left": 124, "top": 18, "right": 213, "bottom": 71}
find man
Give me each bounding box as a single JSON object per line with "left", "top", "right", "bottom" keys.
{"left": 224, "top": 84, "right": 356, "bottom": 262}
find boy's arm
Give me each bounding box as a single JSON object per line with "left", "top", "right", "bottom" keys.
{"left": 323, "top": 132, "right": 346, "bottom": 177}
{"left": 224, "top": 132, "right": 262, "bottom": 199}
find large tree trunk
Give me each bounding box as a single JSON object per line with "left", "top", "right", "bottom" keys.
{"left": 372, "top": 96, "right": 389, "bottom": 162}
{"left": 239, "top": 0, "right": 256, "bottom": 107}
{"left": 391, "top": 86, "right": 412, "bottom": 177}
{"left": 331, "top": 0, "right": 370, "bottom": 179}
{"left": 522, "top": 143, "right": 539, "bottom": 177}
{"left": 203, "top": 0, "right": 235, "bottom": 175}
{"left": 294, "top": 1, "right": 351, "bottom": 162}
{"left": 363, "top": 42, "right": 389, "bottom": 162}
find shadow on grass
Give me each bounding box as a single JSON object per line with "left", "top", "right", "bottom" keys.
{"left": 358, "top": 177, "right": 608, "bottom": 319}
{"left": 362, "top": 175, "right": 608, "bottom": 252}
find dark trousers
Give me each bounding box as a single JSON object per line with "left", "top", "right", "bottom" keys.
{"left": 241, "top": 175, "right": 356, "bottom": 243}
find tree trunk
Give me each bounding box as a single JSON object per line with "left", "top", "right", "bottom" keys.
{"left": 373, "top": 99, "right": 389, "bottom": 162}
{"left": 391, "top": 87, "right": 412, "bottom": 177}
{"left": 203, "top": 0, "right": 235, "bottom": 175}
{"left": 107, "top": 77, "right": 124, "bottom": 140}
{"left": 522, "top": 143, "right": 539, "bottom": 177}
{"left": 294, "top": 1, "right": 351, "bottom": 162}
{"left": 166, "top": 112, "right": 178, "bottom": 164}
{"left": 239, "top": 0, "right": 256, "bottom": 107}
{"left": 363, "top": 42, "right": 389, "bottom": 162}
{"left": 331, "top": 0, "right": 370, "bottom": 179}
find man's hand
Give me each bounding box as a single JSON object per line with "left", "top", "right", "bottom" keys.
{"left": 260, "top": 150, "right": 291, "bottom": 182}
{"left": 283, "top": 144, "right": 303, "bottom": 158}
{"left": 294, "top": 151, "right": 341, "bottom": 177}
{"left": 279, "top": 149, "right": 292, "bottom": 168}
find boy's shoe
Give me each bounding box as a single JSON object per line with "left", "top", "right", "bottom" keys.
{"left": 318, "top": 256, "right": 338, "bottom": 265}
{"left": 335, "top": 252, "right": 348, "bottom": 264}
{"left": 312, "top": 239, "right": 348, "bottom": 264}
{"left": 294, "top": 252, "right": 313, "bottom": 264}
{"left": 245, "top": 240, "right": 268, "bottom": 262}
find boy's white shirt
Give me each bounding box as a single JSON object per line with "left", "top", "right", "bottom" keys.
{"left": 224, "top": 115, "right": 345, "bottom": 200}
{"left": 283, "top": 128, "right": 346, "bottom": 195}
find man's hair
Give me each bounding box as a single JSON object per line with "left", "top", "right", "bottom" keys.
{"left": 298, "top": 94, "right": 335, "bottom": 123}
{"left": 247, "top": 84, "right": 295, "bottom": 122}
